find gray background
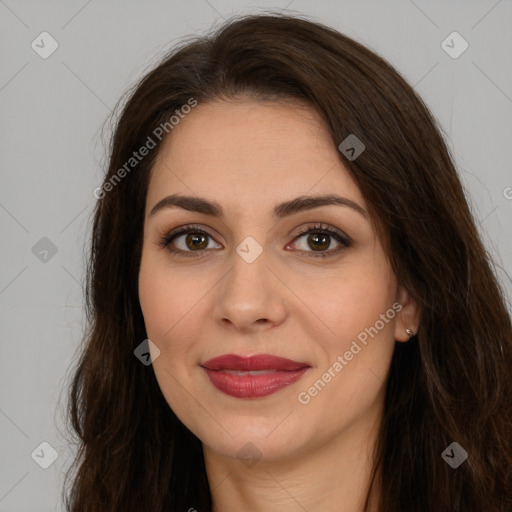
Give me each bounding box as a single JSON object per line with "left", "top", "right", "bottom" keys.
{"left": 1, "top": 0, "right": 511, "bottom": 510}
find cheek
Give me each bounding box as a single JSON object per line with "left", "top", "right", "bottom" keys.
{"left": 138, "top": 258, "right": 203, "bottom": 404}
{"left": 297, "top": 267, "right": 396, "bottom": 424}
{"left": 138, "top": 254, "right": 205, "bottom": 342}
{"left": 297, "top": 258, "right": 396, "bottom": 346}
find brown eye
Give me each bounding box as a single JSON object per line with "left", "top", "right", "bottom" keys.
{"left": 185, "top": 232, "right": 208, "bottom": 250}
{"left": 288, "top": 224, "right": 352, "bottom": 258}
{"left": 306, "top": 232, "right": 331, "bottom": 251}
{"left": 159, "top": 225, "right": 222, "bottom": 257}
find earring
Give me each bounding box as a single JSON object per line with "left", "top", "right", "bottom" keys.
{"left": 405, "top": 328, "right": 415, "bottom": 338}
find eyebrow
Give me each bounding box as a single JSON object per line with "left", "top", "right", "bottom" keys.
{"left": 148, "top": 193, "right": 368, "bottom": 220}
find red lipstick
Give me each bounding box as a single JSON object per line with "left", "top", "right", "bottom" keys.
{"left": 200, "top": 354, "right": 310, "bottom": 399}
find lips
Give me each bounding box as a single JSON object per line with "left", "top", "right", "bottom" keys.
{"left": 200, "top": 354, "right": 311, "bottom": 399}
{"left": 201, "top": 354, "right": 310, "bottom": 371}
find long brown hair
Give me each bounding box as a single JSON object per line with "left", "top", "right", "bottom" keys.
{"left": 62, "top": 12, "right": 512, "bottom": 511}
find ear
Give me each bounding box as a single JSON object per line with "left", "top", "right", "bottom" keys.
{"left": 394, "top": 286, "right": 420, "bottom": 343}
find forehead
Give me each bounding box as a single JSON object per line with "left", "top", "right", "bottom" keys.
{"left": 146, "top": 99, "right": 364, "bottom": 217}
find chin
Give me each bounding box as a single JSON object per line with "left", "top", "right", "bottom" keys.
{"left": 193, "top": 414, "right": 316, "bottom": 465}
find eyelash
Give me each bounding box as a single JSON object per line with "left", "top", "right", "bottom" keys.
{"left": 157, "top": 223, "right": 352, "bottom": 259}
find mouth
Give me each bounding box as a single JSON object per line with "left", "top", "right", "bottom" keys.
{"left": 200, "top": 353, "right": 311, "bottom": 399}
{"left": 220, "top": 369, "right": 284, "bottom": 375}
{"left": 201, "top": 353, "right": 310, "bottom": 371}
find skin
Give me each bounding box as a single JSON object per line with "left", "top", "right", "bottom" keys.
{"left": 138, "top": 98, "right": 419, "bottom": 512}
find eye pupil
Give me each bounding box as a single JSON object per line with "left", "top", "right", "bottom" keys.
{"left": 308, "top": 233, "right": 329, "bottom": 251}
{"left": 186, "top": 233, "right": 208, "bottom": 250}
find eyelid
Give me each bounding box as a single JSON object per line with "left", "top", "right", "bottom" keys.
{"left": 160, "top": 223, "right": 217, "bottom": 243}
{"left": 291, "top": 223, "right": 352, "bottom": 245}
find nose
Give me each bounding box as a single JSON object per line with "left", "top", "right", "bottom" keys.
{"left": 211, "top": 246, "right": 288, "bottom": 333}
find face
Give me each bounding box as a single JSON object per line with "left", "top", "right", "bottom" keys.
{"left": 138, "top": 98, "right": 416, "bottom": 464}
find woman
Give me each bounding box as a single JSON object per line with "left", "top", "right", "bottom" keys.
{"left": 63, "top": 12, "right": 512, "bottom": 512}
